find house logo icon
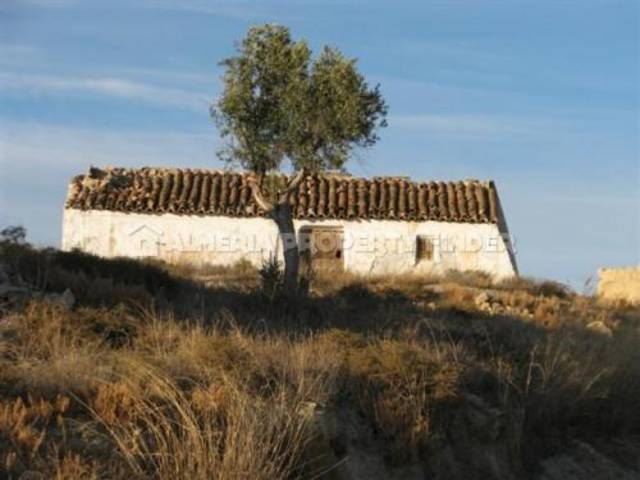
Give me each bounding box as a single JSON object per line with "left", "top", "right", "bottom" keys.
{"left": 127, "top": 225, "right": 163, "bottom": 257}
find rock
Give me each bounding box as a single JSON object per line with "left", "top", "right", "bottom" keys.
{"left": 464, "top": 393, "right": 505, "bottom": 441}
{"left": 586, "top": 321, "right": 613, "bottom": 338}
{"left": 0, "top": 265, "right": 32, "bottom": 314}
{"left": 0, "top": 283, "right": 29, "bottom": 297}
{"left": 597, "top": 266, "right": 640, "bottom": 306}
{"left": 44, "top": 288, "right": 76, "bottom": 310}
{"left": 475, "top": 291, "right": 492, "bottom": 309}
{"left": 424, "top": 284, "right": 446, "bottom": 295}
{"left": 298, "top": 401, "right": 349, "bottom": 480}
{"left": 297, "top": 402, "right": 424, "bottom": 480}
{"left": 0, "top": 264, "right": 27, "bottom": 297}
{"left": 60, "top": 288, "right": 76, "bottom": 310}
{"left": 426, "top": 393, "right": 524, "bottom": 480}
{"left": 0, "top": 263, "right": 76, "bottom": 312}
{"left": 536, "top": 440, "right": 639, "bottom": 480}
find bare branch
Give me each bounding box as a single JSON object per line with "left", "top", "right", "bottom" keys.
{"left": 247, "top": 174, "right": 274, "bottom": 212}
{"left": 277, "top": 168, "right": 307, "bottom": 204}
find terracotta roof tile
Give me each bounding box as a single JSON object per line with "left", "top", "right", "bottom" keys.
{"left": 65, "top": 167, "right": 500, "bottom": 224}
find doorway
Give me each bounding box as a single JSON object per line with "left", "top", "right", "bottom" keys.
{"left": 299, "top": 226, "right": 344, "bottom": 273}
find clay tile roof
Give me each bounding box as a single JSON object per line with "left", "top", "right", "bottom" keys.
{"left": 65, "top": 167, "right": 501, "bottom": 224}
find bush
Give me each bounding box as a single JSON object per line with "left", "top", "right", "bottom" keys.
{"left": 259, "top": 255, "right": 284, "bottom": 301}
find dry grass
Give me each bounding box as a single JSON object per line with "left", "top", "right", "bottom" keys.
{"left": 1, "top": 243, "right": 639, "bottom": 478}
{"left": 87, "top": 368, "right": 313, "bottom": 480}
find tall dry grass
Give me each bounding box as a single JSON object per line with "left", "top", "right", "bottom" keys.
{"left": 1, "top": 242, "right": 639, "bottom": 478}
{"left": 88, "top": 368, "right": 313, "bottom": 480}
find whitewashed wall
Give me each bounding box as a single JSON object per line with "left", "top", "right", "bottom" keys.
{"left": 62, "top": 209, "right": 517, "bottom": 278}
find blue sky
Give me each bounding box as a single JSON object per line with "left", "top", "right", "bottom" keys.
{"left": 1, "top": 0, "right": 638, "bottom": 288}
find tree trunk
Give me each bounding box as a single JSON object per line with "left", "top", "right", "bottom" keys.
{"left": 247, "top": 169, "right": 307, "bottom": 295}
{"left": 272, "top": 203, "right": 299, "bottom": 293}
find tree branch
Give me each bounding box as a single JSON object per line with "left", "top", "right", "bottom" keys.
{"left": 247, "top": 174, "right": 274, "bottom": 212}
{"left": 277, "top": 168, "right": 307, "bottom": 204}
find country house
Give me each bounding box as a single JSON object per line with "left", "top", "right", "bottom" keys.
{"left": 62, "top": 167, "right": 518, "bottom": 278}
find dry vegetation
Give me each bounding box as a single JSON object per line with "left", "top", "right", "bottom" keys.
{"left": 1, "top": 240, "right": 639, "bottom": 479}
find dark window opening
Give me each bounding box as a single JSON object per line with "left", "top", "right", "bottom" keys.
{"left": 416, "top": 235, "right": 434, "bottom": 262}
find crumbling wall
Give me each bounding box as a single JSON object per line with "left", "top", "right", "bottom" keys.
{"left": 597, "top": 267, "right": 640, "bottom": 305}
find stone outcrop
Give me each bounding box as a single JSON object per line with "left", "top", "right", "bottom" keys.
{"left": 0, "top": 263, "right": 75, "bottom": 315}
{"left": 536, "top": 440, "right": 640, "bottom": 480}
{"left": 586, "top": 320, "right": 613, "bottom": 338}
{"left": 298, "top": 394, "right": 525, "bottom": 480}
{"left": 597, "top": 267, "right": 640, "bottom": 306}
{"left": 474, "top": 290, "right": 535, "bottom": 318}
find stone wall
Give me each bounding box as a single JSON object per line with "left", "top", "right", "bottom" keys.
{"left": 597, "top": 267, "right": 640, "bottom": 305}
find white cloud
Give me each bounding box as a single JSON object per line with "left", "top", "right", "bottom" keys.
{"left": 0, "top": 0, "right": 292, "bottom": 18}
{"left": 390, "top": 113, "right": 536, "bottom": 137}
{"left": 0, "top": 72, "right": 213, "bottom": 112}
{"left": 141, "top": 0, "right": 283, "bottom": 19}
{"left": 0, "top": 0, "right": 78, "bottom": 10}
{"left": 0, "top": 121, "right": 220, "bottom": 171}
{"left": 118, "top": 67, "right": 219, "bottom": 87}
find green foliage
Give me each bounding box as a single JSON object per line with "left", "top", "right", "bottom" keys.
{"left": 259, "top": 254, "right": 284, "bottom": 301}
{"left": 0, "top": 226, "right": 29, "bottom": 277}
{"left": 0, "top": 225, "right": 26, "bottom": 244}
{"left": 212, "top": 24, "right": 387, "bottom": 174}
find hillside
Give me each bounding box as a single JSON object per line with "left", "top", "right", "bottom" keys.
{"left": 1, "top": 240, "right": 639, "bottom": 479}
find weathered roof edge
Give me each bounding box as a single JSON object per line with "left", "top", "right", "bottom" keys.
{"left": 65, "top": 166, "right": 504, "bottom": 224}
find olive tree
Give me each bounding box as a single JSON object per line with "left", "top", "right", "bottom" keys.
{"left": 212, "top": 24, "right": 387, "bottom": 290}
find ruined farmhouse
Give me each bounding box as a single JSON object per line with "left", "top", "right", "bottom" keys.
{"left": 62, "top": 167, "right": 518, "bottom": 278}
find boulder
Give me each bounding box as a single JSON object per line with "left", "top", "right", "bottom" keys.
{"left": 425, "top": 393, "right": 524, "bottom": 480}
{"left": 536, "top": 440, "right": 639, "bottom": 480}
{"left": 297, "top": 402, "right": 424, "bottom": 480}
{"left": 474, "top": 291, "right": 492, "bottom": 309}
{"left": 586, "top": 321, "right": 613, "bottom": 338}
{"left": 298, "top": 401, "right": 348, "bottom": 480}
{"left": 44, "top": 288, "right": 76, "bottom": 310}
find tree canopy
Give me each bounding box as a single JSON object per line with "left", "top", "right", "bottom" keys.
{"left": 212, "top": 24, "right": 388, "bottom": 176}
{"left": 211, "top": 24, "right": 388, "bottom": 291}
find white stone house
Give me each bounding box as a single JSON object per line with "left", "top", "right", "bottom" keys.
{"left": 62, "top": 167, "right": 518, "bottom": 278}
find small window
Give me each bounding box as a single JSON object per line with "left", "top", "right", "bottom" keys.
{"left": 416, "top": 235, "right": 434, "bottom": 262}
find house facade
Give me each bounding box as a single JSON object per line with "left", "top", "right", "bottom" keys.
{"left": 62, "top": 167, "right": 518, "bottom": 278}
